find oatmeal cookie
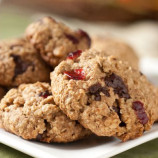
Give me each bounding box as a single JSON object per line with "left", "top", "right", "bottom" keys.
{"left": 51, "top": 50, "right": 156, "bottom": 141}
{"left": 25, "top": 16, "right": 91, "bottom": 67}
{"left": 92, "top": 37, "right": 139, "bottom": 68}
{"left": 0, "top": 82, "right": 90, "bottom": 143}
{"left": 0, "top": 38, "right": 51, "bottom": 87}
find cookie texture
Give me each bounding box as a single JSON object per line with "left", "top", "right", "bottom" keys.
{"left": 25, "top": 16, "right": 91, "bottom": 67}
{"left": 0, "top": 82, "right": 90, "bottom": 143}
{"left": 154, "top": 88, "right": 158, "bottom": 122}
{"left": 51, "top": 50, "right": 156, "bottom": 141}
{"left": 0, "top": 38, "right": 51, "bottom": 87}
{"left": 92, "top": 37, "right": 139, "bottom": 68}
{"left": 0, "top": 87, "right": 7, "bottom": 128}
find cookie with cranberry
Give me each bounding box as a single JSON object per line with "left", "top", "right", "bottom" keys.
{"left": 0, "top": 38, "right": 51, "bottom": 87}
{"left": 92, "top": 37, "right": 139, "bottom": 68}
{"left": 0, "top": 82, "right": 90, "bottom": 143}
{"left": 25, "top": 16, "right": 91, "bottom": 67}
{"left": 51, "top": 50, "right": 156, "bottom": 141}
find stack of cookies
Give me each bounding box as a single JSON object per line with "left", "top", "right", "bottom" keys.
{"left": 0, "top": 16, "right": 157, "bottom": 143}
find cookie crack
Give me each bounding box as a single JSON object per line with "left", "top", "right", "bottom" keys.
{"left": 113, "top": 99, "right": 126, "bottom": 127}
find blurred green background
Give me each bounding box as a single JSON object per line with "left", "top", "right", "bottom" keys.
{"left": 0, "top": 7, "right": 31, "bottom": 39}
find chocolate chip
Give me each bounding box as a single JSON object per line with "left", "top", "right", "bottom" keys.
{"left": 119, "top": 122, "right": 126, "bottom": 127}
{"left": 77, "top": 29, "right": 91, "bottom": 47}
{"left": 65, "top": 34, "right": 79, "bottom": 44}
{"left": 89, "top": 83, "right": 102, "bottom": 94}
{"left": 105, "top": 73, "right": 130, "bottom": 99}
{"left": 88, "top": 83, "right": 110, "bottom": 101}
{"left": 101, "top": 87, "right": 110, "bottom": 97}
{"left": 95, "top": 94, "right": 101, "bottom": 101}
{"left": 11, "top": 54, "right": 34, "bottom": 81}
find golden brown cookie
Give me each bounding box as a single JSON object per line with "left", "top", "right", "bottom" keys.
{"left": 25, "top": 16, "right": 91, "bottom": 67}
{"left": 0, "top": 82, "right": 90, "bottom": 143}
{"left": 0, "top": 38, "right": 51, "bottom": 87}
{"left": 92, "top": 37, "right": 139, "bottom": 69}
{"left": 51, "top": 49, "right": 156, "bottom": 141}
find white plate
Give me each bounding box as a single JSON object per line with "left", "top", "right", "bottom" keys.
{"left": 0, "top": 57, "right": 158, "bottom": 158}
{"left": 0, "top": 124, "right": 158, "bottom": 158}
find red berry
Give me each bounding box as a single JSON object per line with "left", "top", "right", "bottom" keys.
{"left": 64, "top": 69, "right": 85, "bottom": 80}
{"left": 132, "top": 101, "right": 149, "bottom": 125}
{"left": 67, "top": 50, "right": 82, "bottom": 60}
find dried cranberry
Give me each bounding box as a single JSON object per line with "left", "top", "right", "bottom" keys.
{"left": 77, "top": 29, "right": 91, "bottom": 47}
{"left": 65, "top": 34, "right": 79, "bottom": 44}
{"left": 64, "top": 69, "right": 85, "bottom": 80}
{"left": 105, "top": 73, "right": 130, "bottom": 99}
{"left": 132, "top": 101, "right": 148, "bottom": 125}
{"left": 67, "top": 50, "right": 82, "bottom": 60}
{"left": 39, "top": 90, "right": 51, "bottom": 98}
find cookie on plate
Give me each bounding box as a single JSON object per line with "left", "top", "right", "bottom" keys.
{"left": 51, "top": 49, "right": 156, "bottom": 141}
{"left": 0, "top": 82, "right": 90, "bottom": 143}
{"left": 25, "top": 16, "right": 91, "bottom": 67}
{"left": 0, "top": 38, "right": 51, "bottom": 87}
{"left": 92, "top": 37, "right": 139, "bottom": 68}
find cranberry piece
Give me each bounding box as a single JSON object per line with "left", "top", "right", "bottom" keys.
{"left": 77, "top": 29, "right": 91, "bottom": 47}
{"left": 105, "top": 73, "right": 130, "bottom": 99}
{"left": 132, "top": 101, "right": 149, "bottom": 125}
{"left": 67, "top": 50, "right": 82, "bottom": 60}
{"left": 64, "top": 69, "right": 85, "bottom": 80}
{"left": 39, "top": 90, "right": 51, "bottom": 98}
